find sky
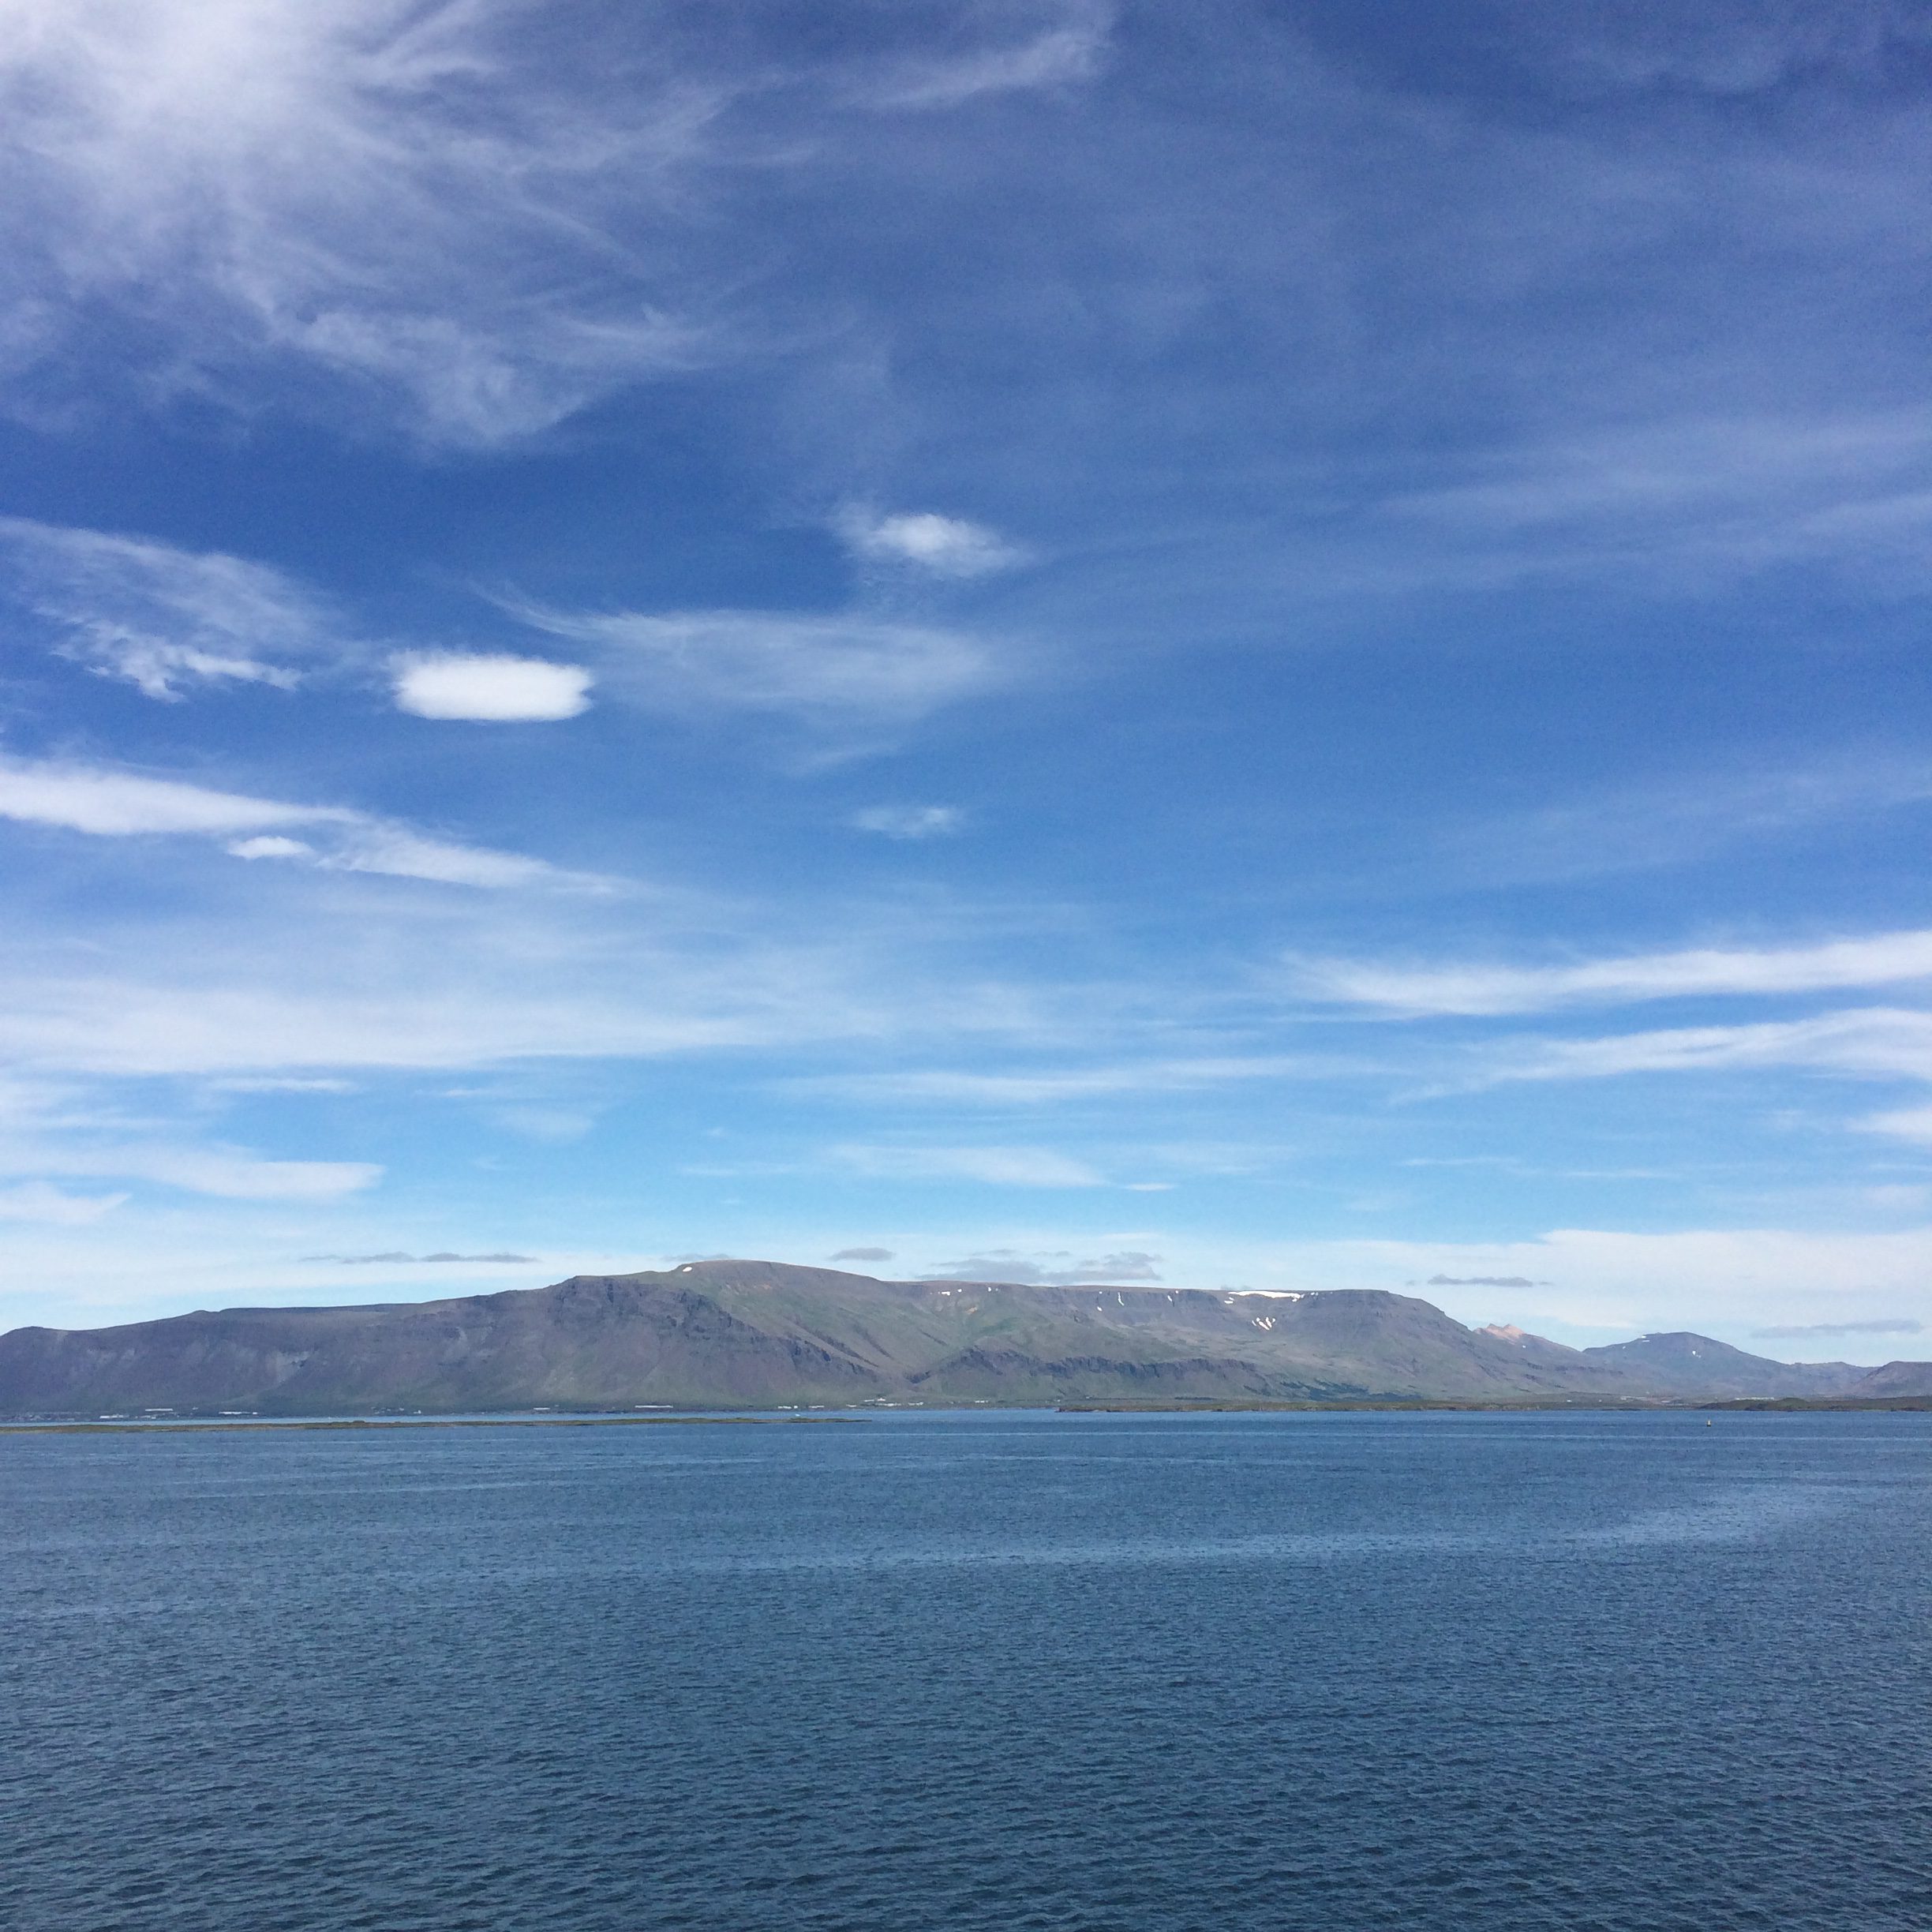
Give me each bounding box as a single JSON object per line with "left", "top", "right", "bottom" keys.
{"left": 4, "top": 0, "right": 1932, "bottom": 1360}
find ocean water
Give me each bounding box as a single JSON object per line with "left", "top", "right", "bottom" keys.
{"left": 3, "top": 1411, "right": 1930, "bottom": 1932}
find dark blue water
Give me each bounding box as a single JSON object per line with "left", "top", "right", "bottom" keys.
{"left": 4, "top": 1411, "right": 1930, "bottom": 1931}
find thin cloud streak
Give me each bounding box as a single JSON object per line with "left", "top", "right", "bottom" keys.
{"left": 303, "top": 1249, "right": 537, "bottom": 1264}
{"left": 0, "top": 0, "right": 721, "bottom": 444}
{"left": 0, "top": 1136, "right": 380, "bottom": 1200}
{"left": 831, "top": 1144, "right": 1106, "bottom": 1189}
{"left": 837, "top": 507, "right": 1029, "bottom": 576}
{"left": 1477, "top": 1009, "right": 1932, "bottom": 1090}
{"left": 0, "top": 753, "right": 601, "bottom": 892}
{"left": 850, "top": 804, "right": 964, "bottom": 841}
{"left": 514, "top": 604, "right": 1005, "bottom": 729}
{"left": 859, "top": 7, "right": 1112, "bottom": 111}
{"left": 921, "top": 1245, "right": 1161, "bottom": 1285}
{"left": 0, "top": 1, "right": 1115, "bottom": 446}
{"left": 1753, "top": 1317, "right": 1920, "bottom": 1339}
{"left": 0, "top": 516, "right": 335, "bottom": 698}
{"left": 0, "top": 1181, "right": 129, "bottom": 1224}
{"left": 1294, "top": 930, "right": 1932, "bottom": 1016}
{"left": 795, "top": 1055, "right": 1343, "bottom": 1106}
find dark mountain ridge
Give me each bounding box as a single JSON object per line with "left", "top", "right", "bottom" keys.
{"left": 1848, "top": 1359, "right": 1932, "bottom": 1398}
{"left": 1574, "top": 1330, "right": 1865, "bottom": 1398}
{"left": 0, "top": 1259, "right": 1908, "bottom": 1416}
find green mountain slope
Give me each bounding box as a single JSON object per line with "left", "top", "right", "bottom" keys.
{"left": 0, "top": 1259, "right": 1863, "bottom": 1415}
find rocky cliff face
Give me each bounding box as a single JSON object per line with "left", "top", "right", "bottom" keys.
{"left": 0, "top": 1258, "right": 1882, "bottom": 1415}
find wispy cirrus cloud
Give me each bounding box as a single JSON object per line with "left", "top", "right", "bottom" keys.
{"left": 0, "top": 862, "right": 1028, "bottom": 1080}
{"left": 0, "top": 752, "right": 596, "bottom": 891}
{"left": 515, "top": 604, "right": 1004, "bottom": 731}
{"left": 856, "top": 5, "right": 1112, "bottom": 111}
{"left": 832, "top": 1143, "right": 1106, "bottom": 1188}
{"left": 0, "top": 1181, "right": 128, "bottom": 1224}
{"left": 0, "top": 0, "right": 717, "bottom": 444}
{"left": 1293, "top": 929, "right": 1932, "bottom": 1016}
{"left": 1478, "top": 1008, "right": 1932, "bottom": 1090}
{"left": 921, "top": 1245, "right": 1160, "bottom": 1284}
{"left": 1752, "top": 1316, "right": 1921, "bottom": 1340}
{"left": 0, "top": 0, "right": 1114, "bottom": 445}
{"left": 1447, "top": 1008, "right": 1932, "bottom": 1152}
{"left": 1857, "top": 1103, "right": 1932, "bottom": 1147}
{"left": 850, "top": 804, "right": 964, "bottom": 840}
{"left": 303, "top": 1249, "right": 535, "bottom": 1264}
{"left": 837, "top": 507, "right": 1028, "bottom": 577}
{"left": 1437, "top": 755, "right": 1932, "bottom": 889}
{"left": 68, "top": 1147, "right": 380, "bottom": 1200}
{"left": 0, "top": 516, "right": 336, "bottom": 698}
{"left": 0, "top": 1071, "right": 369, "bottom": 1209}
{"left": 1376, "top": 410, "right": 1932, "bottom": 596}
{"left": 794, "top": 1054, "right": 1331, "bottom": 1106}
{"left": 0, "top": 1127, "right": 378, "bottom": 1201}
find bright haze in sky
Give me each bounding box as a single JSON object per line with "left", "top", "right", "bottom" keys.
{"left": 2, "top": 0, "right": 1931, "bottom": 1359}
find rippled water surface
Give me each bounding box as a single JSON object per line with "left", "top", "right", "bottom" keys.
{"left": 5, "top": 1410, "right": 1930, "bottom": 1930}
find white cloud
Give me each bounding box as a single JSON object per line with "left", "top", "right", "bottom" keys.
{"left": 1439, "top": 757, "right": 1932, "bottom": 889}
{"left": 302, "top": 1249, "right": 538, "bottom": 1264}
{"left": 837, "top": 507, "right": 1028, "bottom": 576}
{"left": 1383, "top": 412, "right": 1932, "bottom": 593}
{"left": 0, "top": 1136, "right": 379, "bottom": 1201}
{"left": 391, "top": 653, "right": 593, "bottom": 722}
{"left": 794, "top": 1054, "right": 1336, "bottom": 1106}
{"left": 0, "top": 2, "right": 1111, "bottom": 445}
{"left": 517, "top": 605, "right": 1002, "bottom": 728}
{"left": 1754, "top": 1317, "right": 1922, "bottom": 1339}
{"left": 851, "top": 804, "right": 964, "bottom": 840}
{"left": 1486, "top": 1009, "right": 1932, "bottom": 1089}
{"left": 1858, "top": 1103, "right": 1932, "bottom": 1146}
{"left": 0, "top": 516, "right": 335, "bottom": 697}
{"left": 107, "top": 1148, "right": 382, "bottom": 1200}
{"left": 228, "top": 835, "right": 316, "bottom": 860}
{"left": 0, "top": 0, "right": 718, "bottom": 444}
{"left": 832, "top": 1143, "right": 1106, "bottom": 1187}
{"left": 0, "top": 1181, "right": 127, "bottom": 1224}
{"left": 0, "top": 751, "right": 586, "bottom": 891}
{"left": 0, "top": 758, "right": 343, "bottom": 837}
{"left": 0, "top": 891, "right": 941, "bottom": 1078}
{"left": 923, "top": 1245, "right": 1161, "bottom": 1284}
{"left": 488, "top": 1106, "right": 595, "bottom": 1144}
{"left": 328, "top": 827, "right": 571, "bottom": 891}
{"left": 1294, "top": 928, "right": 1932, "bottom": 1016}
{"left": 862, "top": 9, "right": 1112, "bottom": 110}
{"left": 208, "top": 1076, "right": 357, "bottom": 1094}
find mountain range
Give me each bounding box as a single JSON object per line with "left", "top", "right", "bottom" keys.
{"left": 3, "top": 1259, "right": 1928, "bottom": 1417}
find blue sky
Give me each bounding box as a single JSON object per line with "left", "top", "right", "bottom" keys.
{"left": 5, "top": 0, "right": 1932, "bottom": 1359}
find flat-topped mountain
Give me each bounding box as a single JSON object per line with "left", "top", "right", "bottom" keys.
{"left": 0, "top": 1259, "right": 1907, "bottom": 1416}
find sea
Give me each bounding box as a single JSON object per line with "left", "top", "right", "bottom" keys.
{"left": 3, "top": 1410, "right": 1929, "bottom": 1931}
